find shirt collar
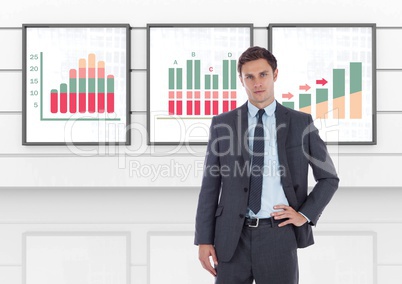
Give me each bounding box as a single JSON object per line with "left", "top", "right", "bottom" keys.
{"left": 247, "top": 100, "right": 276, "bottom": 118}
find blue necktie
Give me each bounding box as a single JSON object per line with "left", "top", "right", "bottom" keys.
{"left": 248, "top": 109, "right": 265, "bottom": 214}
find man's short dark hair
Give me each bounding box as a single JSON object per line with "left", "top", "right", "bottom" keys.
{"left": 237, "top": 46, "right": 277, "bottom": 75}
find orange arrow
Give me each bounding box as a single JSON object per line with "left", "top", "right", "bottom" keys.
{"left": 299, "top": 84, "right": 311, "bottom": 92}
{"left": 282, "top": 92, "right": 294, "bottom": 100}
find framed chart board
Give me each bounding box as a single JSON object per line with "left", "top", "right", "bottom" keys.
{"left": 147, "top": 24, "right": 253, "bottom": 145}
{"left": 269, "top": 24, "right": 376, "bottom": 145}
{"left": 22, "top": 24, "right": 131, "bottom": 145}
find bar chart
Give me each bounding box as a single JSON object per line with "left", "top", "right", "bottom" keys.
{"left": 270, "top": 24, "right": 375, "bottom": 144}
{"left": 281, "top": 62, "right": 363, "bottom": 120}
{"left": 49, "top": 53, "right": 115, "bottom": 116}
{"left": 168, "top": 59, "right": 238, "bottom": 117}
{"left": 24, "top": 25, "right": 129, "bottom": 144}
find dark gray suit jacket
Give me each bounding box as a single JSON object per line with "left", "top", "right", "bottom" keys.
{"left": 194, "top": 101, "right": 339, "bottom": 262}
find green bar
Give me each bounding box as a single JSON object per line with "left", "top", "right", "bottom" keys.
{"left": 299, "top": 94, "right": 311, "bottom": 108}
{"left": 70, "top": 77, "right": 77, "bottom": 93}
{"left": 333, "top": 69, "right": 345, "bottom": 99}
{"left": 205, "top": 74, "right": 211, "bottom": 90}
{"left": 88, "top": 78, "right": 95, "bottom": 93}
{"left": 107, "top": 77, "right": 114, "bottom": 93}
{"left": 79, "top": 78, "right": 86, "bottom": 93}
{"left": 187, "top": 60, "right": 193, "bottom": 89}
{"left": 213, "top": 74, "right": 219, "bottom": 89}
{"left": 316, "top": 89, "right": 328, "bottom": 104}
{"left": 98, "top": 78, "right": 104, "bottom": 93}
{"left": 350, "top": 62, "right": 362, "bottom": 93}
{"left": 51, "top": 89, "right": 58, "bottom": 93}
{"left": 169, "top": 68, "right": 175, "bottom": 89}
{"left": 176, "top": 68, "right": 182, "bottom": 90}
{"left": 282, "top": 102, "right": 294, "bottom": 109}
{"left": 195, "top": 60, "right": 201, "bottom": 89}
{"left": 230, "top": 60, "right": 237, "bottom": 89}
{"left": 223, "top": 60, "right": 229, "bottom": 89}
{"left": 60, "top": 83, "right": 67, "bottom": 93}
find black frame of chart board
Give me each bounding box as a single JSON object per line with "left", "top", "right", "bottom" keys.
{"left": 268, "top": 23, "right": 377, "bottom": 145}
{"left": 147, "top": 23, "right": 253, "bottom": 145}
{"left": 22, "top": 24, "right": 131, "bottom": 145}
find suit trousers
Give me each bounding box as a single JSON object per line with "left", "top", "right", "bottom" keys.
{"left": 215, "top": 220, "right": 299, "bottom": 284}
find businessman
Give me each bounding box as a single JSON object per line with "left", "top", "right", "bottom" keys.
{"left": 194, "top": 46, "right": 339, "bottom": 284}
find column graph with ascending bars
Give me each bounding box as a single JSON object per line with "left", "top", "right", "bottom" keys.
{"left": 50, "top": 53, "right": 115, "bottom": 116}
{"left": 282, "top": 62, "right": 363, "bottom": 120}
{"left": 168, "top": 58, "right": 238, "bottom": 116}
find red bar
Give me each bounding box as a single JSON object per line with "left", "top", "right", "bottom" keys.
{"left": 205, "top": 91, "right": 211, "bottom": 99}
{"left": 98, "top": 93, "right": 104, "bottom": 113}
{"left": 213, "top": 101, "right": 219, "bottom": 115}
{"left": 177, "top": 91, "right": 182, "bottom": 99}
{"left": 60, "top": 92, "right": 67, "bottom": 113}
{"left": 187, "top": 101, "right": 193, "bottom": 115}
{"left": 107, "top": 92, "right": 114, "bottom": 113}
{"left": 231, "top": 91, "right": 237, "bottom": 99}
{"left": 169, "top": 91, "right": 175, "bottom": 99}
{"left": 79, "top": 93, "right": 86, "bottom": 113}
{"left": 70, "top": 93, "right": 77, "bottom": 113}
{"left": 195, "top": 100, "right": 200, "bottom": 115}
{"left": 195, "top": 91, "right": 200, "bottom": 99}
{"left": 51, "top": 90, "right": 58, "bottom": 113}
{"left": 231, "top": 100, "right": 237, "bottom": 110}
{"left": 88, "top": 93, "right": 95, "bottom": 113}
{"left": 205, "top": 101, "right": 211, "bottom": 115}
{"left": 176, "top": 101, "right": 182, "bottom": 115}
{"left": 223, "top": 91, "right": 229, "bottom": 99}
{"left": 169, "top": 100, "right": 175, "bottom": 115}
{"left": 223, "top": 100, "right": 229, "bottom": 113}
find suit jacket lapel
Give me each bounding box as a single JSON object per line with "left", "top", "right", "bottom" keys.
{"left": 275, "top": 102, "right": 298, "bottom": 208}
{"left": 237, "top": 102, "right": 250, "bottom": 164}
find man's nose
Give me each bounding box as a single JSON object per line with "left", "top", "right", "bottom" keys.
{"left": 254, "top": 80, "right": 262, "bottom": 88}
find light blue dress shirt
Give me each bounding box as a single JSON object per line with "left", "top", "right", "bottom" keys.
{"left": 247, "top": 100, "right": 289, "bottom": 218}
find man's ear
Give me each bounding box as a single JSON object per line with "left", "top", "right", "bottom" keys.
{"left": 239, "top": 75, "right": 244, "bottom": 86}
{"left": 273, "top": 69, "right": 278, "bottom": 82}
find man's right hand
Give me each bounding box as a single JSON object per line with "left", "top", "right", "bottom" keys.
{"left": 198, "top": 244, "right": 218, "bottom": 276}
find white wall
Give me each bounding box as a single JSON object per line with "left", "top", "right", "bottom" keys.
{"left": 1, "top": 0, "right": 402, "bottom": 283}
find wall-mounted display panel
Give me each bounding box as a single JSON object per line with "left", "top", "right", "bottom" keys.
{"left": 269, "top": 24, "right": 376, "bottom": 145}
{"left": 147, "top": 24, "right": 253, "bottom": 145}
{"left": 23, "top": 24, "right": 131, "bottom": 145}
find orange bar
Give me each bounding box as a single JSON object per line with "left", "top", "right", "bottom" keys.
{"left": 98, "top": 61, "right": 105, "bottom": 78}
{"left": 88, "top": 54, "right": 95, "bottom": 78}
{"left": 350, "top": 91, "right": 362, "bottom": 119}
{"left": 300, "top": 106, "right": 311, "bottom": 114}
{"left": 333, "top": 96, "right": 345, "bottom": 119}
{"left": 316, "top": 101, "right": 329, "bottom": 119}
{"left": 79, "top": 59, "right": 86, "bottom": 77}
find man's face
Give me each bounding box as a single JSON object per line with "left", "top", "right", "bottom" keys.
{"left": 239, "top": 58, "right": 278, "bottom": 109}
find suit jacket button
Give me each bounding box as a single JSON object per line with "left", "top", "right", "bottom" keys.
{"left": 244, "top": 187, "right": 248, "bottom": 192}
{"left": 239, "top": 214, "right": 244, "bottom": 218}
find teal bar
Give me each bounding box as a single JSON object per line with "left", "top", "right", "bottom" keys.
{"left": 195, "top": 60, "right": 201, "bottom": 89}
{"left": 283, "top": 101, "right": 294, "bottom": 109}
{"left": 60, "top": 83, "right": 67, "bottom": 93}
{"left": 187, "top": 60, "right": 193, "bottom": 89}
{"left": 176, "top": 68, "right": 182, "bottom": 90}
{"left": 230, "top": 60, "right": 237, "bottom": 89}
{"left": 213, "top": 74, "right": 219, "bottom": 89}
{"left": 169, "top": 68, "right": 175, "bottom": 89}
{"left": 223, "top": 60, "right": 229, "bottom": 89}
{"left": 205, "top": 74, "right": 211, "bottom": 90}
